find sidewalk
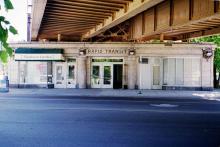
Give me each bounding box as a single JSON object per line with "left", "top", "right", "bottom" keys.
{"left": 0, "top": 88, "right": 220, "bottom": 100}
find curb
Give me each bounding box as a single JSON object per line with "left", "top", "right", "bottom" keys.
{"left": 0, "top": 94, "right": 210, "bottom": 102}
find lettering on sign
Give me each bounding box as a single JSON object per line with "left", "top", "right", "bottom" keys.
{"left": 86, "top": 49, "right": 127, "bottom": 55}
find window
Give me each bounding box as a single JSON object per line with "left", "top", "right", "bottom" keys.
{"left": 92, "top": 59, "right": 123, "bottom": 62}
{"left": 104, "top": 66, "right": 111, "bottom": 85}
{"left": 176, "top": 59, "right": 184, "bottom": 85}
{"left": 19, "top": 62, "right": 27, "bottom": 84}
{"left": 140, "top": 58, "right": 148, "bottom": 64}
{"left": 68, "top": 65, "right": 75, "bottom": 80}
{"left": 92, "top": 66, "right": 100, "bottom": 85}
{"left": 24, "top": 62, "right": 48, "bottom": 83}
{"left": 163, "top": 59, "right": 168, "bottom": 85}
{"left": 163, "top": 58, "right": 184, "bottom": 85}
{"left": 153, "top": 66, "right": 160, "bottom": 85}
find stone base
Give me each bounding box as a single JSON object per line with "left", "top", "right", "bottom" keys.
{"left": 162, "top": 86, "right": 214, "bottom": 91}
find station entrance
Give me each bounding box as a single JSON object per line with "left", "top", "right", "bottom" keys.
{"left": 91, "top": 58, "right": 123, "bottom": 89}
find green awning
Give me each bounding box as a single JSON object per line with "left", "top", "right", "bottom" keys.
{"left": 15, "top": 48, "right": 64, "bottom": 54}
{"left": 15, "top": 48, "right": 64, "bottom": 61}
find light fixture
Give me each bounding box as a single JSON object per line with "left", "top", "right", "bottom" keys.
{"left": 202, "top": 47, "right": 213, "bottom": 60}
{"left": 79, "top": 48, "right": 86, "bottom": 56}
{"left": 128, "top": 49, "right": 135, "bottom": 55}
{"left": 129, "top": 42, "right": 136, "bottom": 56}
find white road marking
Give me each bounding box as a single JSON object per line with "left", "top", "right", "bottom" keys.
{"left": 150, "top": 104, "right": 179, "bottom": 108}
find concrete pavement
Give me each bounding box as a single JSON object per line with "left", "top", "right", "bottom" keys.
{"left": 0, "top": 88, "right": 220, "bottom": 100}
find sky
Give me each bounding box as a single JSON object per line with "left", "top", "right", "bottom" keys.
{"left": 1, "top": 0, "right": 27, "bottom": 42}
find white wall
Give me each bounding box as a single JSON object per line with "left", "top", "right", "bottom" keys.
{"left": 7, "top": 43, "right": 215, "bottom": 89}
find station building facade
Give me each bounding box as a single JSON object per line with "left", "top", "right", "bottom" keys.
{"left": 7, "top": 42, "right": 215, "bottom": 91}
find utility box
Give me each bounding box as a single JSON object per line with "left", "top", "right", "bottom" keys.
{"left": 0, "top": 76, "right": 9, "bottom": 92}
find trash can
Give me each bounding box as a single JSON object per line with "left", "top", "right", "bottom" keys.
{"left": 0, "top": 76, "right": 9, "bottom": 92}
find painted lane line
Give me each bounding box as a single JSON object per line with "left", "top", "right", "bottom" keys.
{"left": 150, "top": 104, "right": 179, "bottom": 108}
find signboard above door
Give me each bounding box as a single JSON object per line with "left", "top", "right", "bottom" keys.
{"left": 14, "top": 48, "right": 65, "bottom": 61}
{"left": 86, "top": 48, "right": 127, "bottom": 56}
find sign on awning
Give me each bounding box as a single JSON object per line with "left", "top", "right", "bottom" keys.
{"left": 14, "top": 48, "right": 65, "bottom": 61}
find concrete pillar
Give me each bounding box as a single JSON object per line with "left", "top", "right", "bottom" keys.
{"left": 57, "top": 34, "right": 61, "bottom": 42}
{"left": 86, "top": 57, "right": 91, "bottom": 88}
{"left": 127, "top": 56, "right": 137, "bottom": 89}
{"left": 77, "top": 56, "right": 87, "bottom": 88}
{"left": 201, "top": 57, "right": 214, "bottom": 90}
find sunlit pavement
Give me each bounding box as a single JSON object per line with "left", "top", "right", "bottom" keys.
{"left": 1, "top": 88, "right": 220, "bottom": 100}
{"left": 0, "top": 94, "right": 220, "bottom": 147}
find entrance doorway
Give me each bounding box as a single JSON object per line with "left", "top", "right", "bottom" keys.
{"left": 113, "top": 64, "right": 123, "bottom": 89}
{"left": 91, "top": 58, "right": 123, "bottom": 89}
{"left": 66, "top": 58, "right": 76, "bottom": 88}
{"left": 139, "top": 57, "right": 162, "bottom": 90}
{"left": 54, "top": 59, "right": 77, "bottom": 88}
{"left": 54, "top": 63, "right": 66, "bottom": 88}
{"left": 91, "top": 63, "right": 113, "bottom": 88}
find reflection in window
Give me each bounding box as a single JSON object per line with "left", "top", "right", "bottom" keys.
{"left": 68, "top": 65, "right": 75, "bottom": 79}
{"left": 20, "top": 62, "right": 27, "bottom": 84}
{"left": 104, "top": 66, "right": 111, "bottom": 85}
{"left": 92, "top": 66, "right": 100, "bottom": 85}
{"left": 20, "top": 61, "right": 48, "bottom": 84}
{"left": 38, "top": 63, "right": 47, "bottom": 83}
{"left": 56, "top": 66, "right": 62, "bottom": 81}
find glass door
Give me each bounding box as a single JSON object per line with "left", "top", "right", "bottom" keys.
{"left": 152, "top": 58, "right": 162, "bottom": 89}
{"left": 54, "top": 63, "right": 66, "bottom": 88}
{"left": 91, "top": 65, "right": 101, "bottom": 88}
{"left": 91, "top": 63, "right": 113, "bottom": 88}
{"left": 102, "top": 65, "right": 113, "bottom": 88}
{"left": 67, "top": 63, "right": 76, "bottom": 88}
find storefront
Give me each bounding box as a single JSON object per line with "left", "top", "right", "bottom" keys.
{"left": 8, "top": 42, "right": 215, "bottom": 90}
{"left": 13, "top": 48, "right": 64, "bottom": 88}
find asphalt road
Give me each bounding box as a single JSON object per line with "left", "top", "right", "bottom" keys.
{"left": 0, "top": 96, "right": 220, "bottom": 147}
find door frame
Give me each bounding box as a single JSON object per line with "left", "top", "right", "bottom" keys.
{"left": 91, "top": 57, "right": 124, "bottom": 89}
{"left": 102, "top": 63, "right": 113, "bottom": 88}
{"left": 113, "top": 64, "right": 123, "bottom": 89}
{"left": 91, "top": 62, "right": 113, "bottom": 88}
{"left": 54, "top": 62, "right": 66, "bottom": 88}
{"left": 66, "top": 61, "right": 77, "bottom": 88}
{"left": 151, "top": 58, "right": 163, "bottom": 90}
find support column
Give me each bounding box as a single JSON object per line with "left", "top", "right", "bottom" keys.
{"left": 86, "top": 57, "right": 91, "bottom": 88}
{"left": 57, "top": 34, "right": 61, "bottom": 42}
{"left": 201, "top": 57, "right": 214, "bottom": 91}
{"left": 127, "top": 56, "right": 137, "bottom": 89}
{"left": 77, "top": 56, "right": 87, "bottom": 88}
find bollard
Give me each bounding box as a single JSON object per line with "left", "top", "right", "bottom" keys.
{"left": 0, "top": 76, "right": 9, "bottom": 92}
